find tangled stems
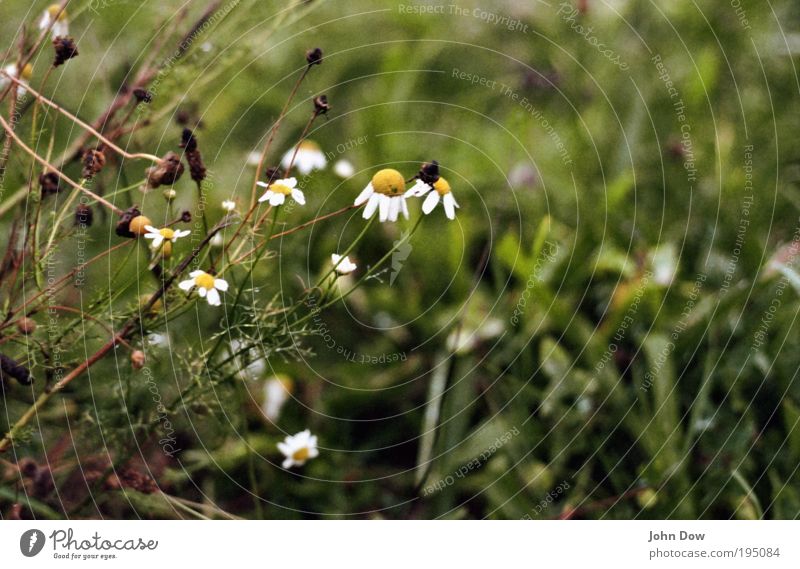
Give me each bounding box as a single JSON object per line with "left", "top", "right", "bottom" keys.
{"left": 0, "top": 218, "right": 233, "bottom": 453}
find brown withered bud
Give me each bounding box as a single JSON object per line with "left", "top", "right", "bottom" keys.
{"left": 81, "top": 148, "right": 106, "bottom": 179}
{"left": 418, "top": 160, "right": 440, "bottom": 185}
{"left": 130, "top": 350, "right": 146, "bottom": 370}
{"left": 115, "top": 205, "right": 142, "bottom": 238}
{"left": 39, "top": 171, "right": 61, "bottom": 196}
{"left": 75, "top": 203, "right": 93, "bottom": 228}
{"left": 107, "top": 467, "right": 158, "bottom": 494}
{"left": 306, "top": 47, "right": 323, "bottom": 66}
{"left": 53, "top": 36, "right": 78, "bottom": 67}
{"left": 264, "top": 167, "right": 281, "bottom": 184}
{"left": 180, "top": 128, "right": 206, "bottom": 182}
{"left": 313, "top": 94, "right": 330, "bottom": 116}
{"left": 180, "top": 210, "right": 192, "bottom": 223}
{"left": 0, "top": 353, "right": 32, "bottom": 385}
{"left": 33, "top": 466, "right": 54, "bottom": 497}
{"left": 16, "top": 317, "right": 36, "bottom": 335}
{"left": 18, "top": 457, "right": 39, "bottom": 478}
{"left": 145, "top": 151, "right": 185, "bottom": 188}
{"left": 133, "top": 88, "right": 152, "bottom": 104}
{"left": 8, "top": 503, "right": 23, "bottom": 520}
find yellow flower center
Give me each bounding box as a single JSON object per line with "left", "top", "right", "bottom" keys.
{"left": 159, "top": 228, "right": 175, "bottom": 240}
{"left": 47, "top": 4, "right": 68, "bottom": 20}
{"left": 270, "top": 182, "right": 292, "bottom": 195}
{"left": 20, "top": 64, "right": 33, "bottom": 81}
{"left": 292, "top": 447, "right": 310, "bottom": 462}
{"left": 195, "top": 273, "right": 215, "bottom": 289}
{"left": 371, "top": 169, "right": 405, "bottom": 196}
{"left": 434, "top": 177, "right": 451, "bottom": 196}
{"left": 298, "top": 140, "right": 320, "bottom": 152}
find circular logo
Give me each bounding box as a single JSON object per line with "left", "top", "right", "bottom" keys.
{"left": 19, "top": 529, "right": 46, "bottom": 557}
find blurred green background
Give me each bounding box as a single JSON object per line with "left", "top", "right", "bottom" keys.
{"left": 2, "top": 0, "right": 800, "bottom": 519}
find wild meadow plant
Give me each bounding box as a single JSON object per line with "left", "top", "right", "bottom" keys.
{"left": 0, "top": 3, "right": 460, "bottom": 520}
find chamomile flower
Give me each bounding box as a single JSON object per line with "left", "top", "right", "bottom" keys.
{"left": 256, "top": 177, "right": 305, "bottom": 207}
{"left": 421, "top": 177, "right": 459, "bottom": 220}
{"left": 221, "top": 199, "right": 236, "bottom": 212}
{"left": 331, "top": 253, "right": 357, "bottom": 275}
{"left": 1, "top": 63, "right": 33, "bottom": 97}
{"left": 333, "top": 159, "right": 355, "bottom": 179}
{"left": 143, "top": 225, "right": 190, "bottom": 249}
{"left": 178, "top": 270, "right": 229, "bottom": 307}
{"left": 262, "top": 374, "right": 294, "bottom": 422}
{"left": 39, "top": 4, "right": 69, "bottom": 39}
{"left": 281, "top": 140, "right": 326, "bottom": 175}
{"left": 354, "top": 168, "right": 409, "bottom": 222}
{"left": 277, "top": 429, "right": 319, "bottom": 469}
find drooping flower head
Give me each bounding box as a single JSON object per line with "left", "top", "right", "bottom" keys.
{"left": 281, "top": 140, "right": 327, "bottom": 175}
{"left": 354, "top": 168, "right": 409, "bottom": 222}
{"left": 178, "top": 270, "right": 229, "bottom": 307}
{"left": 421, "top": 177, "right": 459, "bottom": 220}
{"left": 277, "top": 429, "right": 319, "bottom": 469}
{"left": 143, "top": 225, "right": 190, "bottom": 249}
{"left": 39, "top": 4, "right": 69, "bottom": 39}
{"left": 1, "top": 63, "right": 33, "bottom": 97}
{"left": 256, "top": 177, "right": 305, "bottom": 207}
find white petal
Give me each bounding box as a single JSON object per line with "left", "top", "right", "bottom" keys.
{"left": 214, "top": 279, "right": 229, "bottom": 291}
{"left": 256, "top": 180, "right": 269, "bottom": 188}
{"left": 363, "top": 193, "right": 380, "bottom": 219}
{"left": 334, "top": 160, "right": 354, "bottom": 178}
{"left": 189, "top": 270, "right": 203, "bottom": 278}
{"left": 283, "top": 177, "right": 298, "bottom": 189}
{"left": 269, "top": 192, "right": 285, "bottom": 206}
{"left": 178, "top": 279, "right": 195, "bottom": 291}
{"left": 400, "top": 197, "right": 409, "bottom": 220}
{"left": 443, "top": 193, "right": 456, "bottom": 220}
{"left": 331, "top": 254, "right": 342, "bottom": 265}
{"left": 198, "top": 287, "right": 208, "bottom": 298}
{"left": 150, "top": 236, "right": 164, "bottom": 249}
{"left": 175, "top": 229, "right": 191, "bottom": 238}
{"left": 422, "top": 191, "right": 440, "bottom": 214}
{"left": 280, "top": 149, "right": 294, "bottom": 171}
{"left": 378, "top": 194, "right": 390, "bottom": 222}
{"left": 282, "top": 457, "right": 294, "bottom": 469}
{"left": 144, "top": 225, "right": 158, "bottom": 234}
{"left": 206, "top": 288, "right": 221, "bottom": 306}
{"left": 277, "top": 442, "right": 291, "bottom": 456}
{"left": 291, "top": 188, "right": 306, "bottom": 205}
{"left": 257, "top": 189, "right": 273, "bottom": 203}
{"left": 354, "top": 183, "right": 374, "bottom": 206}
{"left": 388, "top": 197, "right": 400, "bottom": 222}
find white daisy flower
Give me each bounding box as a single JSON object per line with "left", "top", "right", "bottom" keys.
{"left": 256, "top": 177, "right": 305, "bottom": 207}
{"left": 420, "top": 177, "right": 459, "bottom": 220}
{"left": 262, "top": 374, "right": 294, "bottom": 422}
{"left": 1, "top": 63, "right": 32, "bottom": 97}
{"left": 333, "top": 159, "right": 355, "bottom": 179}
{"left": 277, "top": 429, "right": 319, "bottom": 469}
{"left": 142, "top": 225, "right": 191, "bottom": 249}
{"left": 39, "top": 5, "right": 69, "bottom": 39}
{"left": 354, "top": 168, "right": 409, "bottom": 223}
{"left": 281, "top": 140, "right": 326, "bottom": 175}
{"left": 221, "top": 199, "right": 236, "bottom": 212}
{"left": 178, "top": 270, "right": 229, "bottom": 307}
{"left": 331, "top": 253, "right": 357, "bottom": 275}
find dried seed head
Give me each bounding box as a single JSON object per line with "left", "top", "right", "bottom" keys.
{"left": 0, "top": 353, "right": 32, "bottom": 385}
{"left": 81, "top": 148, "right": 106, "bottom": 179}
{"left": 264, "top": 166, "right": 281, "bottom": 184}
{"left": 306, "top": 47, "right": 323, "bottom": 66}
{"left": 145, "top": 151, "right": 185, "bottom": 188}
{"left": 33, "top": 466, "right": 54, "bottom": 497}
{"left": 180, "top": 128, "right": 207, "bottom": 182}
{"left": 180, "top": 210, "right": 192, "bottom": 223}
{"left": 130, "top": 350, "right": 146, "bottom": 370}
{"left": 128, "top": 215, "right": 152, "bottom": 236}
{"left": 418, "top": 160, "right": 440, "bottom": 185}
{"left": 16, "top": 317, "right": 36, "bottom": 335}
{"left": 39, "top": 171, "right": 61, "bottom": 196}
{"left": 133, "top": 88, "right": 152, "bottom": 104}
{"left": 115, "top": 206, "right": 142, "bottom": 238}
{"left": 75, "top": 203, "right": 93, "bottom": 227}
{"left": 18, "top": 457, "right": 38, "bottom": 478}
{"left": 52, "top": 36, "right": 78, "bottom": 67}
{"left": 313, "top": 94, "right": 330, "bottom": 116}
